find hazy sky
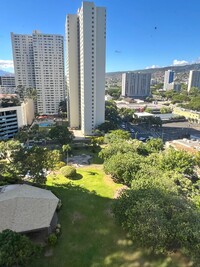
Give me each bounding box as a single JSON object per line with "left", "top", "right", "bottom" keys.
{"left": 1, "top": 0, "right": 200, "bottom": 73}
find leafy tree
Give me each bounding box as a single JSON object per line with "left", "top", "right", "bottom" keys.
{"left": 12, "top": 146, "right": 60, "bottom": 184}
{"left": 159, "top": 148, "right": 195, "bottom": 176}
{"left": 58, "top": 100, "right": 67, "bottom": 113}
{"left": 188, "top": 87, "right": 200, "bottom": 96}
{"left": 107, "top": 87, "right": 121, "bottom": 100}
{"left": 171, "top": 94, "right": 190, "bottom": 104}
{"left": 182, "top": 96, "right": 200, "bottom": 111}
{"left": 97, "top": 120, "right": 118, "bottom": 133}
{"left": 0, "top": 140, "right": 21, "bottom": 162}
{"left": 113, "top": 187, "right": 200, "bottom": 262}
{"left": 99, "top": 139, "right": 147, "bottom": 161}
{"left": 119, "top": 108, "right": 135, "bottom": 122}
{"left": 104, "top": 129, "right": 131, "bottom": 144}
{"left": 145, "top": 138, "right": 164, "bottom": 153}
{"left": 144, "top": 107, "right": 153, "bottom": 113}
{"left": 160, "top": 107, "right": 172, "bottom": 114}
{"left": 0, "top": 229, "right": 42, "bottom": 267}
{"left": 16, "top": 85, "right": 37, "bottom": 102}
{"left": 14, "top": 126, "right": 30, "bottom": 143}
{"left": 133, "top": 164, "right": 196, "bottom": 198}
{"left": 104, "top": 152, "right": 143, "bottom": 185}
{"left": 62, "top": 144, "right": 71, "bottom": 164}
{"left": 46, "top": 149, "right": 61, "bottom": 170}
{"left": 48, "top": 125, "right": 74, "bottom": 145}
{"left": 105, "top": 101, "right": 120, "bottom": 123}
{"left": 1, "top": 96, "right": 21, "bottom": 107}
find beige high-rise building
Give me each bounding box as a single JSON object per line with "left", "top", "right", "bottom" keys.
{"left": 122, "top": 72, "right": 151, "bottom": 98}
{"left": 66, "top": 1, "right": 106, "bottom": 135}
{"left": 11, "top": 31, "right": 65, "bottom": 114}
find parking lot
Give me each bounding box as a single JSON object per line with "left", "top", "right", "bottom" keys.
{"left": 121, "top": 121, "right": 200, "bottom": 142}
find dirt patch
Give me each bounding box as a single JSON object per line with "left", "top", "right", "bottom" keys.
{"left": 71, "top": 211, "right": 85, "bottom": 224}
{"left": 68, "top": 154, "right": 92, "bottom": 166}
{"left": 104, "top": 173, "right": 116, "bottom": 186}
{"left": 114, "top": 186, "right": 129, "bottom": 199}
{"left": 45, "top": 248, "right": 53, "bottom": 257}
{"left": 105, "top": 207, "right": 114, "bottom": 218}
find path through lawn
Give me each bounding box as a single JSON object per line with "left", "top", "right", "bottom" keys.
{"left": 31, "top": 166, "right": 190, "bottom": 267}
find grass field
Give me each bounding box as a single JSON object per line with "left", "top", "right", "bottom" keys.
{"left": 31, "top": 166, "right": 191, "bottom": 267}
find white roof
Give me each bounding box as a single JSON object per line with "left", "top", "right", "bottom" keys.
{"left": 134, "top": 112, "right": 154, "bottom": 117}
{"left": 0, "top": 184, "right": 59, "bottom": 233}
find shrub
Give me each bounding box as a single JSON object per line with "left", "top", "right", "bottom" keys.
{"left": 48, "top": 233, "right": 57, "bottom": 246}
{"left": 55, "top": 161, "right": 66, "bottom": 170}
{"left": 0, "top": 229, "right": 42, "bottom": 267}
{"left": 60, "top": 166, "right": 76, "bottom": 178}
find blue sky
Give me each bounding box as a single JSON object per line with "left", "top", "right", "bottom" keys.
{"left": 1, "top": 0, "right": 200, "bottom": 73}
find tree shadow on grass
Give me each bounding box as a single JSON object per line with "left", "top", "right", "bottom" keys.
{"left": 31, "top": 183, "right": 191, "bottom": 267}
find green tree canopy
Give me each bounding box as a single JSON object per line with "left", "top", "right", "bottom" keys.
{"left": 104, "top": 152, "right": 143, "bottom": 185}
{"left": 158, "top": 148, "right": 195, "bottom": 176}
{"left": 113, "top": 187, "right": 200, "bottom": 262}
{"left": 99, "top": 139, "right": 147, "bottom": 161}
{"left": 0, "top": 229, "right": 41, "bottom": 267}
{"left": 48, "top": 125, "right": 74, "bottom": 145}
{"left": 105, "top": 101, "right": 120, "bottom": 123}
{"left": 104, "top": 129, "right": 131, "bottom": 144}
{"left": 145, "top": 138, "right": 164, "bottom": 153}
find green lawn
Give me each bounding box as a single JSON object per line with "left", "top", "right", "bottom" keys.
{"left": 31, "top": 166, "right": 191, "bottom": 267}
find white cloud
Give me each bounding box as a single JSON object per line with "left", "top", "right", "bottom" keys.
{"left": 145, "top": 64, "right": 160, "bottom": 69}
{"left": 172, "top": 59, "right": 188, "bottom": 66}
{"left": 0, "top": 60, "right": 14, "bottom": 70}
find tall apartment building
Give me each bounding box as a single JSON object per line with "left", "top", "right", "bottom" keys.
{"left": 163, "top": 70, "right": 174, "bottom": 90}
{"left": 66, "top": 1, "right": 106, "bottom": 135}
{"left": 122, "top": 72, "right": 151, "bottom": 98}
{"left": 11, "top": 31, "right": 65, "bottom": 114}
{"left": 188, "top": 70, "right": 200, "bottom": 92}
{"left": 0, "top": 76, "right": 16, "bottom": 94}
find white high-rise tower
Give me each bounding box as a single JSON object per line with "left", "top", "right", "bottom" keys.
{"left": 188, "top": 70, "right": 200, "bottom": 92}
{"left": 11, "top": 31, "right": 65, "bottom": 115}
{"left": 163, "top": 70, "right": 174, "bottom": 91}
{"left": 66, "top": 1, "right": 106, "bottom": 135}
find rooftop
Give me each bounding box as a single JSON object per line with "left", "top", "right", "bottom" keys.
{"left": 0, "top": 184, "right": 59, "bottom": 233}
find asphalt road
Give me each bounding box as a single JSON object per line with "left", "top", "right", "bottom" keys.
{"left": 124, "top": 121, "right": 200, "bottom": 142}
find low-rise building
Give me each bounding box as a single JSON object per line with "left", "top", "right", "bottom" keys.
{"left": 0, "top": 184, "right": 59, "bottom": 234}
{"left": 173, "top": 107, "right": 200, "bottom": 123}
{"left": 0, "top": 76, "right": 16, "bottom": 94}
{"left": 166, "top": 138, "right": 200, "bottom": 154}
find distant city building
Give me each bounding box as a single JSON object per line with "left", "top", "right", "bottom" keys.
{"left": 0, "top": 76, "right": 16, "bottom": 94}
{"left": 187, "top": 70, "right": 200, "bottom": 92}
{"left": 0, "top": 98, "right": 34, "bottom": 140}
{"left": 163, "top": 70, "right": 174, "bottom": 90}
{"left": 150, "top": 78, "right": 158, "bottom": 85}
{"left": 66, "top": 1, "right": 106, "bottom": 135}
{"left": 11, "top": 31, "right": 65, "bottom": 114}
{"left": 173, "top": 83, "right": 181, "bottom": 92}
{"left": 121, "top": 72, "right": 151, "bottom": 98}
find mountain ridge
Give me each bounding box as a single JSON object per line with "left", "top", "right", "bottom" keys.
{"left": 0, "top": 70, "right": 14, "bottom": 76}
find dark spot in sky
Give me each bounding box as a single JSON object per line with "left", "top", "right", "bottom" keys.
{"left": 115, "top": 50, "right": 122, "bottom": 53}
{"left": 154, "top": 26, "right": 157, "bottom": 30}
